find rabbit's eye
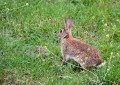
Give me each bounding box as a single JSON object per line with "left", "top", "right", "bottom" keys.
{"left": 60, "top": 30, "right": 62, "bottom": 33}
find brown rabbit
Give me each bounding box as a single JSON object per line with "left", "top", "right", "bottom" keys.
{"left": 58, "top": 18, "right": 103, "bottom": 70}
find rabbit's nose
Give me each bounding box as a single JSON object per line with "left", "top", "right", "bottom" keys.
{"left": 58, "top": 34, "right": 61, "bottom": 39}
{"left": 58, "top": 34, "right": 60, "bottom": 37}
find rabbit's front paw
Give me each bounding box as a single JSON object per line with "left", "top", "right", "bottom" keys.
{"left": 61, "top": 60, "right": 67, "bottom": 66}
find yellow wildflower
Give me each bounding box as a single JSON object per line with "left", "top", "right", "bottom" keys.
{"left": 116, "top": 53, "right": 119, "bottom": 56}
{"left": 26, "top": 3, "right": 29, "bottom": 6}
{"left": 103, "top": 29, "right": 106, "bottom": 32}
{"left": 104, "top": 23, "right": 107, "bottom": 27}
{"left": 116, "top": 19, "right": 119, "bottom": 22}
{"left": 101, "top": 20, "right": 104, "bottom": 22}
{"left": 110, "top": 52, "right": 113, "bottom": 55}
{"left": 92, "top": 16, "right": 95, "bottom": 19}
{"left": 107, "top": 68, "right": 110, "bottom": 71}
{"left": 106, "top": 34, "right": 109, "bottom": 38}
{"left": 44, "top": 46, "right": 47, "bottom": 49}
{"left": 104, "top": 60, "right": 106, "bottom": 62}
{"left": 6, "top": 8, "right": 9, "bottom": 11}
{"left": 101, "top": 62, "right": 106, "bottom": 66}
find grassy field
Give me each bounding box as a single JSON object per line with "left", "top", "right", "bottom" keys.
{"left": 0, "top": 0, "right": 120, "bottom": 85}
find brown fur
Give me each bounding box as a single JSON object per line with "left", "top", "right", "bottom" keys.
{"left": 58, "top": 18, "right": 103, "bottom": 70}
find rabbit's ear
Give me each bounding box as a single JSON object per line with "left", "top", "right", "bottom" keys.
{"left": 64, "top": 18, "right": 73, "bottom": 30}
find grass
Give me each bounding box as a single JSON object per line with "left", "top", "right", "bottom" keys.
{"left": 0, "top": 0, "right": 120, "bottom": 85}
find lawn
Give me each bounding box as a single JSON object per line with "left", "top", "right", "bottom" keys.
{"left": 0, "top": 0, "right": 120, "bottom": 85}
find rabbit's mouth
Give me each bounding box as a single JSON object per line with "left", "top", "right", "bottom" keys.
{"left": 58, "top": 34, "right": 67, "bottom": 39}
{"left": 58, "top": 34, "right": 61, "bottom": 39}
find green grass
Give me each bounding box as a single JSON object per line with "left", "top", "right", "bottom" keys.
{"left": 0, "top": 0, "right": 120, "bottom": 85}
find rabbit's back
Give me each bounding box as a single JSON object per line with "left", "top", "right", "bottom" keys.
{"left": 62, "top": 38, "right": 100, "bottom": 57}
{"left": 61, "top": 38, "right": 102, "bottom": 67}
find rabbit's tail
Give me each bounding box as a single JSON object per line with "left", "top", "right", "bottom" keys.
{"left": 97, "top": 62, "right": 106, "bottom": 68}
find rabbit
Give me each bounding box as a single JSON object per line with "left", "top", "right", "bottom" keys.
{"left": 58, "top": 18, "right": 103, "bottom": 70}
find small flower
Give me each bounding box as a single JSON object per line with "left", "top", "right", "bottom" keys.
{"left": 104, "top": 23, "right": 107, "bottom": 27}
{"left": 26, "top": 3, "right": 29, "bottom": 6}
{"left": 104, "top": 60, "right": 106, "bottom": 62}
{"left": 103, "top": 29, "right": 106, "bottom": 32}
{"left": 111, "top": 52, "right": 113, "bottom": 55}
{"left": 106, "top": 34, "right": 109, "bottom": 38}
{"left": 44, "top": 46, "right": 47, "bottom": 49}
{"left": 101, "top": 62, "right": 106, "bottom": 66}
{"left": 116, "top": 53, "right": 119, "bottom": 56}
{"left": 6, "top": 8, "right": 9, "bottom": 11}
{"left": 92, "top": 16, "right": 95, "bottom": 19}
{"left": 116, "top": 19, "right": 119, "bottom": 22}
{"left": 107, "top": 68, "right": 110, "bottom": 71}
{"left": 101, "top": 20, "right": 104, "bottom": 22}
